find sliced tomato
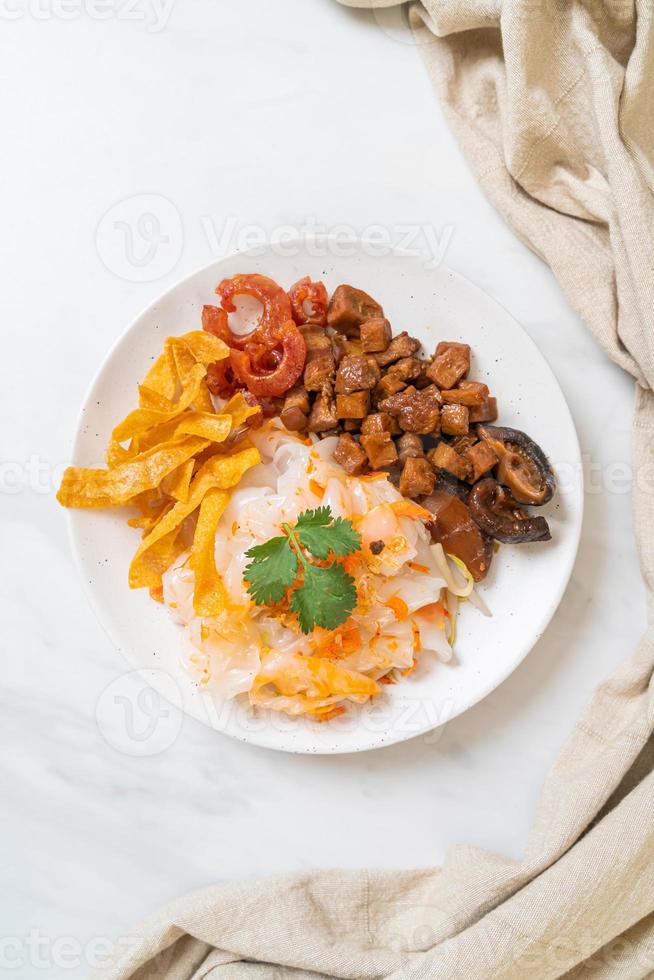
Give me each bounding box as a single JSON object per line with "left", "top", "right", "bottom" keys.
{"left": 288, "top": 276, "right": 328, "bottom": 326}
{"left": 229, "top": 320, "right": 306, "bottom": 397}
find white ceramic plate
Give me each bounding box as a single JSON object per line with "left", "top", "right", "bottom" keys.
{"left": 68, "top": 240, "right": 582, "bottom": 754}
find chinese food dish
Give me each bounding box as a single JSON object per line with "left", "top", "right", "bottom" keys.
{"left": 57, "top": 273, "right": 557, "bottom": 721}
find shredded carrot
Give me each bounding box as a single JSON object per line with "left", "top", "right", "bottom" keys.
{"left": 314, "top": 706, "right": 346, "bottom": 723}
{"left": 390, "top": 500, "right": 432, "bottom": 521}
{"left": 399, "top": 660, "right": 417, "bottom": 677}
{"left": 231, "top": 521, "right": 239, "bottom": 535}
{"left": 407, "top": 561, "right": 430, "bottom": 574}
{"left": 306, "top": 458, "right": 315, "bottom": 474}
{"left": 379, "top": 673, "right": 398, "bottom": 686}
{"left": 340, "top": 553, "right": 360, "bottom": 576}
{"left": 309, "top": 479, "right": 324, "bottom": 498}
{"left": 385, "top": 595, "right": 409, "bottom": 622}
{"left": 149, "top": 585, "right": 164, "bottom": 603}
{"left": 359, "top": 471, "right": 388, "bottom": 482}
{"left": 311, "top": 622, "right": 362, "bottom": 659}
{"left": 411, "top": 621, "right": 422, "bottom": 652}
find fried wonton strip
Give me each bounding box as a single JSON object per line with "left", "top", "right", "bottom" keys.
{"left": 111, "top": 363, "right": 208, "bottom": 444}
{"left": 173, "top": 331, "right": 229, "bottom": 367}
{"left": 160, "top": 458, "right": 196, "bottom": 503}
{"left": 138, "top": 385, "right": 175, "bottom": 411}
{"left": 191, "top": 487, "right": 230, "bottom": 616}
{"left": 222, "top": 392, "right": 260, "bottom": 429}
{"left": 141, "top": 344, "right": 177, "bottom": 401}
{"left": 129, "top": 526, "right": 187, "bottom": 589}
{"left": 173, "top": 413, "right": 232, "bottom": 442}
{"left": 128, "top": 447, "right": 260, "bottom": 588}
{"left": 57, "top": 435, "right": 210, "bottom": 509}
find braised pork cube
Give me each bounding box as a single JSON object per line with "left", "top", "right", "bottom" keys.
{"left": 374, "top": 332, "right": 421, "bottom": 367}
{"left": 440, "top": 381, "right": 489, "bottom": 407}
{"left": 388, "top": 356, "right": 423, "bottom": 384}
{"left": 429, "top": 442, "right": 472, "bottom": 481}
{"left": 469, "top": 396, "right": 498, "bottom": 423}
{"left": 360, "top": 317, "right": 392, "bottom": 353}
{"left": 451, "top": 434, "right": 478, "bottom": 455}
{"left": 304, "top": 354, "right": 335, "bottom": 392}
{"left": 280, "top": 386, "right": 310, "bottom": 431}
{"left": 302, "top": 327, "right": 333, "bottom": 361}
{"left": 343, "top": 338, "right": 364, "bottom": 357}
{"left": 360, "top": 431, "right": 398, "bottom": 469}
{"left": 380, "top": 386, "right": 441, "bottom": 435}
{"left": 336, "top": 390, "right": 370, "bottom": 419}
{"left": 327, "top": 284, "right": 384, "bottom": 337}
{"left": 335, "top": 354, "right": 381, "bottom": 394}
{"left": 361, "top": 412, "right": 400, "bottom": 436}
{"left": 427, "top": 342, "right": 471, "bottom": 389}
{"left": 441, "top": 403, "right": 470, "bottom": 436}
{"left": 333, "top": 432, "right": 367, "bottom": 475}
{"left": 374, "top": 373, "right": 407, "bottom": 403}
{"left": 397, "top": 432, "right": 425, "bottom": 464}
{"left": 308, "top": 386, "right": 338, "bottom": 432}
{"left": 420, "top": 383, "right": 444, "bottom": 405}
{"left": 464, "top": 440, "right": 499, "bottom": 483}
{"left": 400, "top": 456, "right": 436, "bottom": 498}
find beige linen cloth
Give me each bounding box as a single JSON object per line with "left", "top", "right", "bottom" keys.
{"left": 95, "top": 3, "right": 654, "bottom": 978}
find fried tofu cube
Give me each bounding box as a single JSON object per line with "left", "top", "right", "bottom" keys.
{"left": 469, "top": 396, "right": 498, "bottom": 423}
{"left": 333, "top": 432, "right": 367, "bottom": 475}
{"left": 400, "top": 456, "right": 436, "bottom": 498}
{"left": 465, "top": 440, "right": 498, "bottom": 483}
{"left": 360, "top": 431, "right": 398, "bottom": 469}
{"left": 360, "top": 317, "right": 392, "bottom": 353}
{"left": 427, "top": 342, "right": 471, "bottom": 389}
{"left": 440, "top": 381, "right": 489, "bottom": 407}
{"left": 336, "top": 390, "right": 370, "bottom": 419}
{"left": 429, "top": 442, "right": 471, "bottom": 481}
{"left": 441, "top": 403, "right": 470, "bottom": 436}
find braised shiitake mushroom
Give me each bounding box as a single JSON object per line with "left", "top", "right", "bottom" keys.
{"left": 468, "top": 479, "right": 551, "bottom": 543}
{"left": 421, "top": 490, "right": 494, "bottom": 582}
{"left": 477, "top": 425, "right": 556, "bottom": 506}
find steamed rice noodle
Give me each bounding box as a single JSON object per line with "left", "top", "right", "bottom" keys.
{"left": 163, "top": 421, "right": 487, "bottom": 720}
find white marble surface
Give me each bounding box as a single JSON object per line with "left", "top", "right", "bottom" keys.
{"left": 1, "top": 0, "right": 646, "bottom": 975}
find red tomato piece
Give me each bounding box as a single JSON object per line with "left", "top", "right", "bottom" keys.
{"left": 288, "top": 276, "right": 328, "bottom": 326}
{"left": 229, "top": 320, "right": 306, "bottom": 397}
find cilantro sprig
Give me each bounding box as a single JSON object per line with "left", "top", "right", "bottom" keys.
{"left": 243, "top": 506, "right": 361, "bottom": 633}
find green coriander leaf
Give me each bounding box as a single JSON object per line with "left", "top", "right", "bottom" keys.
{"left": 290, "top": 562, "right": 357, "bottom": 634}
{"left": 321, "top": 516, "right": 361, "bottom": 558}
{"left": 244, "top": 536, "right": 297, "bottom": 606}
{"left": 295, "top": 507, "right": 361, "bottom": 559}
